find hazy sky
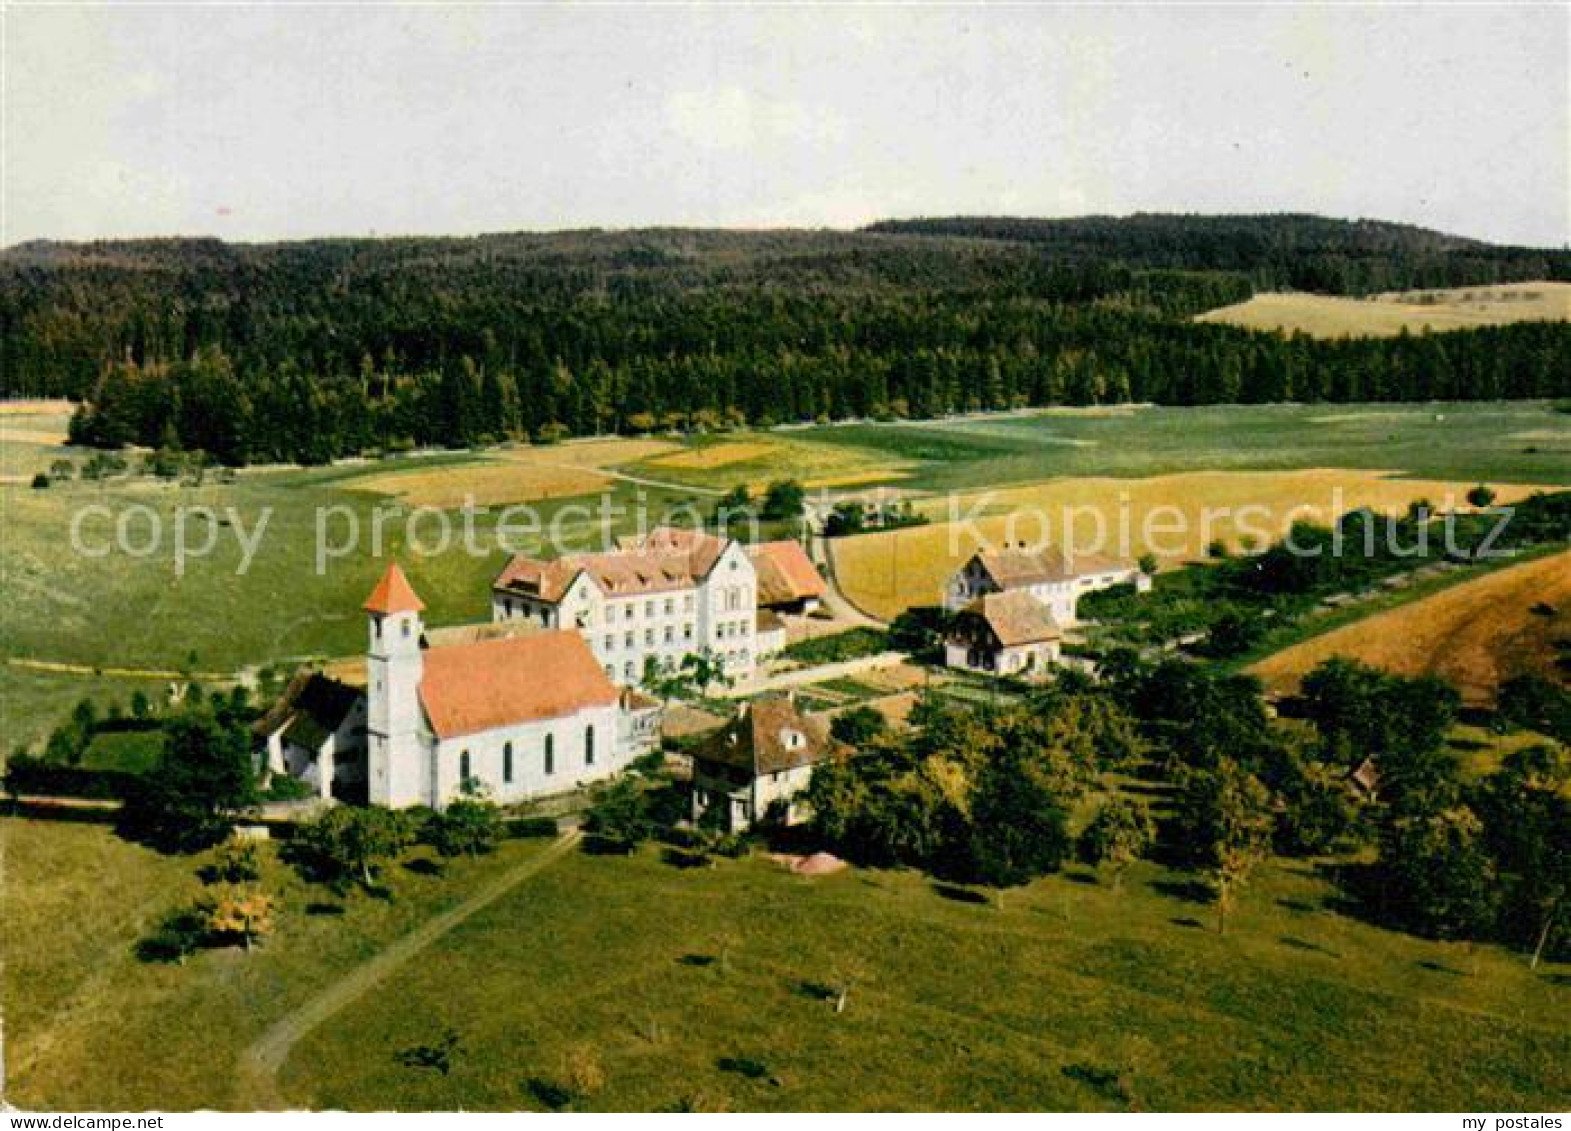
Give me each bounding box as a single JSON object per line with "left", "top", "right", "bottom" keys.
{"left": 7, "top": 3, "right": 1567, "bottom": 246}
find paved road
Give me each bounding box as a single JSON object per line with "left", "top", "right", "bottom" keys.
{"left": 236, "top": 830, "right": 581, "bottom": 1109}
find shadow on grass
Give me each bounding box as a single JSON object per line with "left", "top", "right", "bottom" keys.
{"left": 524, "top": 1077, "right": 573, "bottom": 1110}
{"left": 1151, "top": 878, "right": 1211, "bottom": 905}
{"left": 661, "top": 847, "right": 711, "bottom": 870}
{"left": 1277, "top": 898, "right": 1319, "bottom": 914}
{"left": 403, "top": 857, "right": 444, "bottom": 877}
{"left": 1062, "top": 870, "right": 1099, "bottom": 886}
{"left": 1280, "top": 935, "right": 1340, "bottom": 957}
{"left": 716, "top": 1055, "right": 772, "bottom": 1082}
{"left": 1168, "top": 916, "right": 1205, "bottom": 930}
{"left": 932, "top": 882, "right": 989, "bottom": 905}
{"left": 678, "top": 953, "right": 716, "bottom": 967}
{"left": 1062, "top": 1062, "right": 1128, "bottom": 1105}
{"left": 305, "top": 901, "right": 346, "bottom": 916}
{"left": 1417, "top": 960, "right": 1464, "bottom": 976}
{"left": 795, "top": 980, "right": 836, "bottom": 1003}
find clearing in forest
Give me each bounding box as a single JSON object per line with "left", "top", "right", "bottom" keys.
{"left": 1197, "top": 281, "right": 1571, "bottom": 338}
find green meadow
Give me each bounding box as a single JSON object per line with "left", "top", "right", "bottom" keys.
{"left": 3, "top": 818, "right": 1564, "bottom": 1111}
{"left": 4, "top": 400, "right": 1568, "bottom": 746}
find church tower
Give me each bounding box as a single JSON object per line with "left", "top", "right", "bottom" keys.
{"left": 364, "top": 562, "right": 426, "bottom": 807}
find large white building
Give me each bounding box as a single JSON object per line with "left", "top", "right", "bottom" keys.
{"left": 491, "top": 526, "right": 776, "bottom": 686}
{"left": 943, "top": 547, "right": 1150, "bottom": 625}
{"left": 258, "top": 563, "right": 659, "bottom": 810}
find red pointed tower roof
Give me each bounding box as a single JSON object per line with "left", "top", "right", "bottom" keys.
{"left": 363, "top": 562, "right": 426, "bottom": 615}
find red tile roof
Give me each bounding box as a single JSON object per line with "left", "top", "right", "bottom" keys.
{"left": 364, "top": 562, "right": 426, "bottom": 615}
{"left": 972, "top": 548, "right": 1131, "bottom": 588}
{"left": 954, "top": 591, "right": 1063, "bottom": 647}
{"left": 749, "top": 540, "right": 826, "bottom": 606}
{"left": 692, "top": 693, "right": 846, "bottom": 775}
{"left": 494, "top": 526, "right": 732, "bottom": 603}
{"left": 418, "top": 630, "right": 618, "bottom": 740}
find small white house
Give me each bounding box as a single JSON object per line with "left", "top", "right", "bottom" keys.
{"left": 690, "top": 693, "right": 846, "bottom": 832}
{"left": 945, "top": 591, "right": 1063, "bottom": 680}
{"left": 943, "top": 547, "right": 1149, "bottom": 625}
{"left": 253, "top": 671, "right": 367, "bottom": 799}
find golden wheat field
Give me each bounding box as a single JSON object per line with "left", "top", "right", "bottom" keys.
{"left": 647, "top": 440, "right": 778, "bottom": 470}
{"left": 830, "top": 469, "right": 1554, "bottom": 619}
{"left": 502, "top": 437, "right": 678, "bottom": 468}
{"left": 1249, "top": 548, "right": 1571, "bottom": 705}
{"left": 1198, "top": 281, "right": 1571, "bottom": 338}
{"left": 342, "top": 437, "right": 680, "bottom": 507}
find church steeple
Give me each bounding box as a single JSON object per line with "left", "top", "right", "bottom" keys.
{"left": 366, "top": 562, "right": 426, "bottom": 806}
{"left": 364, "top": 561, "right": 426, "bottom": 616}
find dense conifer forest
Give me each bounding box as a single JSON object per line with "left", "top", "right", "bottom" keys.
{"left": 3, "top": 215, "right": 1567, "bottom": 465}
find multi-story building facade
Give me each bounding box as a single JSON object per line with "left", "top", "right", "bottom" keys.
{"left": 491, "top": 526, "right": 767, "bottom": 686}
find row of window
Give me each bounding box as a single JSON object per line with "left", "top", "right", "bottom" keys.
{"left": 601, "top": 623, "right": 695, "bottom": 652}
{"left": 604, "top": 593, "right": 696, "bottom": 625}
{"left": 714, "top": 619, "right": 752, "bottom": 640}
{"left": 456, "top": 726, "right": 596, "bottom": 787}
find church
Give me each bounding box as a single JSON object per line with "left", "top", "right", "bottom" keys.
{"left": 259, "top": 562, "right": 660, "bottom": 809}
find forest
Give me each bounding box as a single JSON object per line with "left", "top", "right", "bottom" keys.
{"left": 3, "top": 215, "right": 1568, "bottom": 465}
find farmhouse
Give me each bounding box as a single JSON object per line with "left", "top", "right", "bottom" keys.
{"left": 492, "top": 525, "right": 777, "bottom": 686}
{"left": 690, "top": 692, "right": 846, "bottom": 832}
{"left": 945, "top": 591, "right": 1064, "bottom": 679}
{"left": 943, "top": 547, "right": 1149, "bottom": 625}
{"left": 747, "top": 539, "right": 827, "bottom": 615}
{"left": 253, "top": 670, "right": 367, "bottom": 800}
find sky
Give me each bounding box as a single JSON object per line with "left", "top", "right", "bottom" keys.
{"left": 6, "top": 3, "right": 1567, "bottom": 247}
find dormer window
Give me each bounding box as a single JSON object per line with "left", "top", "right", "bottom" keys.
{"left": 401, "top": 619, "right": 411, "bottom": 638}
{"left": 782, "top": 729, "right": 803, "bottom": 750}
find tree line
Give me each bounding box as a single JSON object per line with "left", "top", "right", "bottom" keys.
{"left": 5, "top": 218, "right": 1568, "bottom": 465}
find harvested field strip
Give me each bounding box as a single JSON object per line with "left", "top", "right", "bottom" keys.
{"left": 1247, "top": 548, "right": 1571, "bottom": 705}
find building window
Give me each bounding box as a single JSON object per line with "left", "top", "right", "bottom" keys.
{"left": 644, "top": 629, "right": 654, "bottom": 646}
{"left": 503, "top": 742, "right": 513, "bottom": 784}
{"left": 460, "top": 749, "right": 471, "bottom": 783}
{"left": 605, "top": 664, "right": 615, "bottom": 679}
{"left": 604, "top": 634, "right": 614, "bottom": 651}
{"left": 402, "top": 618, "right": 411, "bottom": 638}
{"left": 645, "top": 600, "right": 654, "bottom": 617}
{"left": 624, "top": 662, "right": 635, "bottom": 680}
{"left": 605, "top": 607, "right": 615, "bottom": 626}
{"left": 684, "top": 595, "right": 694, "bottom": 612}
{"left": 624, "top": 605, "right": 634, "bottom": 620}
{"left": 684, "top": 624, "right": 694, "bottom": 640}
{"left": 544, "top": 734, "right": 555, "bottom": 775}
{"left": 624, "top": 632, "right": 634, "bottom": 648}
{"left": 664, "top": 625, "right": 673, "bottom": 643}
{"left": 585, "top": 725, "right": 596, "bottom": 766}
{"left": 664, "top": 598, "right": 674, "bottom": 615}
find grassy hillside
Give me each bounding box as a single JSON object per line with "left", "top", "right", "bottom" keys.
{"left": 1198, "top": 282, "right": 1571, "bottom": 338}
{"left": 4, "top": 819, "right": 1565, "bottom": 1111}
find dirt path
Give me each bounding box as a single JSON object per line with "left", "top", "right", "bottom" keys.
{"left": 1249, "top": 548, "right": 1571, "bottom": 704}
{"left": 235, "top": 830, "right": 581, "bottom": 1109}
{"left": 815, "top": 535, "right": 886, "bottom": 628}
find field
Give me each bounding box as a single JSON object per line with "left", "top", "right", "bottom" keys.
{"left": 626, "top": 431, "right": 917, "bottom": 493}
{"left": 6, "top": 817, "right": 1565, "bottom": 1111}
{"left": 1198, "top": 282, "right": 1571, "bottom": 338}
{"left": 1249, "top": 548, "right": 1571, "bottom": 705}
{"left": 4, "top": 400, "right": 1568, "bottom": 744}
{"left": 830, "top": 469, "right": 1554, "bottom": 620}
{"left": 0, "top": 818, "right": 552, "bottom": 1110}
